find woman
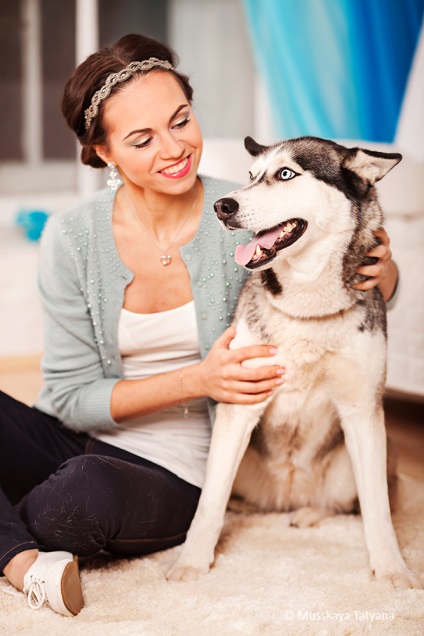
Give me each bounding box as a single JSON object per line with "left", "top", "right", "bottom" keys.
{"left": 0, "top": 34, "right": 398, "bottom": 617}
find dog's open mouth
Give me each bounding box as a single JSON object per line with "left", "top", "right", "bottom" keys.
{"left": 235, "top": 218, "right": 308, "bottom": 268}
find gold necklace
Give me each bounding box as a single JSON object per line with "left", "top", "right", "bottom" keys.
{"left": 124, "top": 187, "right": 197, "bottom": 266}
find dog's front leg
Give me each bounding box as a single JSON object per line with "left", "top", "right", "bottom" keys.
{"left": 166, "top": 402, "right": 263, "bottom": 582}
{"left": 338, "top": 402, "right": 421, "bottom": 589}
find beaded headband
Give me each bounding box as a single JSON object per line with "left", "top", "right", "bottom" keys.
{"left": 84, "top": 57, "right": 174, "bottom": 130}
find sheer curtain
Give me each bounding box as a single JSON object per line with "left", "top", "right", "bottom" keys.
{"left": 242, "top": 0, "right": 424, "bottom": 142}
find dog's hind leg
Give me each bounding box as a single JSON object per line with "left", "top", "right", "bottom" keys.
{"left": 166, "top": 402, "right": 263, "bottom": 582}
{"left": 290, "top": 442, "right": 359, "bottom": 527}
{"left": 337, "top": 400, "right": 421, "bottom": 589}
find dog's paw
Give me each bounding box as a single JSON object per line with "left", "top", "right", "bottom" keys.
{"left": 166, "top": 560, "right": 210, "bottom": 582}
{"left": 374, "top": 567, "right": 422, "bottom": 589}
{"left": 290, "top": 506, "right": 330, "bottom": 528}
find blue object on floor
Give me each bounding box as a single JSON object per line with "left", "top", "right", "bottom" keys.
{"left": 15, "top": 210, "right": 50, "bottom": 241}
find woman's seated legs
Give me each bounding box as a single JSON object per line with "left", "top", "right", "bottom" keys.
{"left": 15, "top": 452, "right": 201, "bottom": 558}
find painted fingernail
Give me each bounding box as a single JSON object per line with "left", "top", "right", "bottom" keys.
{"left": 276, "top": 367, "right": 285, "bottom": 375}
{"left": 275, "top": 378, "right": 285, "bottom": 385}
{"left": 269, "top": 347, "right": 278, "bottom": 354}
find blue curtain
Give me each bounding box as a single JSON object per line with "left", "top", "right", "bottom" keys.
{"left": 243, "top": 0, "right": 424, "bottom": 141}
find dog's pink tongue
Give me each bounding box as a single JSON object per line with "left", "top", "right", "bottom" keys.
{"left": 235, "top": 227, "right": 282, "bottom": 266}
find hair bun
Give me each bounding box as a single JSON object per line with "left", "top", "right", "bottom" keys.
{"left": 81, "top": 145, "right": 106, "bottom": 169}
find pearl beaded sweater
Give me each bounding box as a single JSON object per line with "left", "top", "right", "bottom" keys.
{"left": 35, "top": 176, "right": 251, "bottom": 432}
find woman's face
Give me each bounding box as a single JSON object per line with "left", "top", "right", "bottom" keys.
{"left": 96, "top": 71, "right": 203, "bottom": 196}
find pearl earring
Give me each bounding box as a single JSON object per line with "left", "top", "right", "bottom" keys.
{"left": 106, "top": 162, "right": 122, "bottom": 191}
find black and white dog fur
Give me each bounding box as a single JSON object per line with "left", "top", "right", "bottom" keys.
{"left": 167, "top": 136, "right": 421, "bottom": 589}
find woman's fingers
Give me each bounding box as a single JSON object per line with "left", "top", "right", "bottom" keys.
{"left": 246, "top": 364, "right": 285, "bottom": 380}
{"left": 354, "top": 228, "right": 392, "bottom": 290}
{"left": 200, "top": 326, "right": 286, "bottom": 403}
{"left": 365, "top": 243, "right": 392, "bottom": 261}
{"left": 231, "top": 344, "right": 279, "bottom": 364}
{"left": 230, "top": 363, "right": 285, "bottom": 382}
{"left": 217, "top": 363, "right": 285, "bottom": 403}
{"left": 355, "top": 254, "right": 389, "bottom": 289}
{"left": 373, "top": 227, "right": 390, "bottom": 247}
{"left": 214, "top": 325, "right": 237, "bottom": 349}
{"left": 356, "top": 262, "right": 385, "bottom": 278}
{"left": 221, "top": 390, "right": 273, "bottom": 405}
{"left": 234, "top": 375, "right": 285, "bottom": 394}
{"left": 354, "top": 277, "right": 380, "bottom": 291}
{"left": 219, "top": 378, "right": 284, "bottom": 404}
{"left": 213, "top": 326, "right": 281, "bottom": 363}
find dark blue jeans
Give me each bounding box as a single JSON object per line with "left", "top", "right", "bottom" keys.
{"left": 0, "top": 391, "right": 201, "bottom": 572}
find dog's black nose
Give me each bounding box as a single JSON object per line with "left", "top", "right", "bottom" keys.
{"left": 214, "top": 197, "right": 239, "bottom": 220}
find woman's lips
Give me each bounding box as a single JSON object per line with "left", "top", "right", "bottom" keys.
{"left": 160, "top": 155, "right": 192, "bottom": 179}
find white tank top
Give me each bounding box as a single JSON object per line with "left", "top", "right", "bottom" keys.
{"left": 93, "top": 301, "right": 210, "bottom": 488}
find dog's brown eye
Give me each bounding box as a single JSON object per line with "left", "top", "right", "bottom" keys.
{"left": 278, "top": 168, "right": 296, "bottom": 181}
{"left": 249, "top": 171, "right": 254, "bottom": 181}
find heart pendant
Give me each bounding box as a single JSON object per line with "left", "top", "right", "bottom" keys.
{"left": 160, "top": 254, "right": 172, "bottom": 266}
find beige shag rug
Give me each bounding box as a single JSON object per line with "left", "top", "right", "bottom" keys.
{"left": 1, "top": 475, "right": 423, "bottom": 636}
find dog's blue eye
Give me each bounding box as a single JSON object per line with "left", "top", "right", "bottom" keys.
{"left": 249, "top": 171, "right": 254, "bottom": 181}
{"left": 278, "top": 168, "right": 296, "bottom": 181}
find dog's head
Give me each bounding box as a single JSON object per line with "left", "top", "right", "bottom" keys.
{"left": 214, "top": 136, "right": 401, "bottom": 271}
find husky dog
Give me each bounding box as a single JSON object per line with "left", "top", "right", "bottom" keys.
{"left": 167, "top": 136, "right": 420, "bottom": 589}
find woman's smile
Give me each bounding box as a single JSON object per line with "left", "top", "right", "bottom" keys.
{"left": 159, "top": 154, "right": 192, "bottom": 179}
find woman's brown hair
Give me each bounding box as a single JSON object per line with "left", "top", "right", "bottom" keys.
{"left": 62, "top": 33, "right": 194, "bottom": 168}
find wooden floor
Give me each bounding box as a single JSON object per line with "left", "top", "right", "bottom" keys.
{"left": 385, "top": 395, "right": 424, "bottom": 480}
{"left": 0, "top": 355, "right": 423, "bottom": 480}
{"left": 0, "top": 355, "right": 43, "bottom": 406}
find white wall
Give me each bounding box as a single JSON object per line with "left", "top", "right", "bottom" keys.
{"left": 169, "top": 0, "right": 256, "bottom": 139}
{"left": 395, "top": 27, "right": 424, "bottom": 161}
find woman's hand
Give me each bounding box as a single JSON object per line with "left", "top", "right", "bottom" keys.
{"left": 354, "top": 228, "right": 398, "bottom": 301}
{"left": 196, "top": 326, "right": 285, "bottom": 405}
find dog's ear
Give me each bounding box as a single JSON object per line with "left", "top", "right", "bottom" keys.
{"left": 343, "top": 148, "right": 402, "bottom": 185}
{"left": 244, "top": 136, "right": 268, "bottom": 157}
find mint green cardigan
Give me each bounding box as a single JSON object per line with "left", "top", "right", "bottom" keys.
{"left": 36, "top": 176, "right": 251, "bottom": 432}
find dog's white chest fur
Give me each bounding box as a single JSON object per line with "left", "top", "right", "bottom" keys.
{"left": 233, "top": 292, "right": 374, "bottom": 415}
{"left": 230, "top": 305, "right": 367, "bottom": 513}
